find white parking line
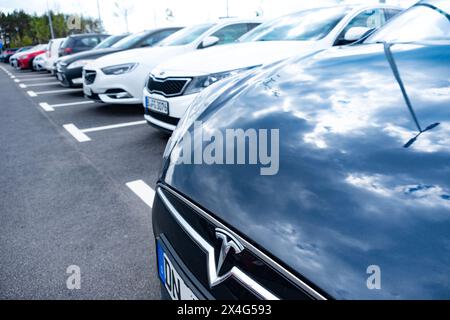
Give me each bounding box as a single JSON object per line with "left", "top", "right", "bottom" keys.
{"left": 19, "top": 83, "right": 27, "bottom": 88}
{"left": 27, "top": 88, "right": 82, "bottom": 96}
{"left": 25, "top": 82, "right": 60, "bottom": 87}
{"left": 15, "top": 74, "right": 49, "bottom": 79}
{"left": 126, "top": 180, "right": 155, "bottom": 208}
{"left": 39, "top": 100, "right": 96, "bottom": 112}
{"left": 82, "top": 120, "right": 146, "bottom": 133}
{"left": 14, "top": 79, "right": 20, "bottom": 83}
{"left": 63, "top": 124, "right": 91, "bottom": 142}
{"left": 39, "top": 103, "right": 55, "bottom": 112}
{"left": 63, "top": 120, "right": 146, "bottom": 142}
{"left": 18, "top": 77, "right": 55, "bottom": 82}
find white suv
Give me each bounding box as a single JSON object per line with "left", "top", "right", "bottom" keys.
{"left": 143, "top": 5, "right": 402, "bottom": 132}
{"left": 82, "top": 19, "right": 262, "bottom": 105}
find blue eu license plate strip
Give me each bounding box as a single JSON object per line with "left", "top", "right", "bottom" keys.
{"left": 157, "top": 241, "right": 166, "bottom": 284}
{"left": 156, "top": 240, "right": 198, "bottom": 300}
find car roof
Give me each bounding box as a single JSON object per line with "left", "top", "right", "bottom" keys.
{"left": 213, "top": 17, "right": 265, "bottom": 26}
{"left": 284, "top": 4, "right": 402, "bottom": 17}
{"left": 67, "top": 33, "right": 109, "bottom": 38}
{"left": 142, "top": 26, "right": 185, "bottom": 33}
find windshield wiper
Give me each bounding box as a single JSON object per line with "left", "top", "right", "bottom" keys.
{"left": 382, "top": 42, "right": 440, "bottom": 148}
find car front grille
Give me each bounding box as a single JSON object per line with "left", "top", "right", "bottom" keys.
{"left": 84, "top": 70, "right": 97, "bottom": 85}
{"left": 147, "top": 76, "right": 191, "bottom": 97}
{"left": 154, "top": 185, "right": 326, "bottom": 300}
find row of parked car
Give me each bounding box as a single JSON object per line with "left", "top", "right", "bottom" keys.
{"left": 4, "top": 0, "right": 450, "bottom": 300}
{"left": 149, "top": 0, "right": 450, "bottom": 300}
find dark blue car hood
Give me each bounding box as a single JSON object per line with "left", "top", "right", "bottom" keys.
{"left": 162, "top": 43, "right": 450, "bottom": 299}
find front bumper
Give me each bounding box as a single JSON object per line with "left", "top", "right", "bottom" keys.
{"left": 18, "top": 59, "right": 30, "bottom": 69}
{"left": 83, "top": 65, "right": 148, "bottom": 105}
{"left": 56, "top": 66, "right": 83, "bottom": 87}
{"left": 153, "top": 184, "right": 321, "bottom": 300}
{"left": 142, "top": 88, "right": 197, "bottom": 133}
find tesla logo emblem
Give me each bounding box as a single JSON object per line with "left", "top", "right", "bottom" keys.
{"left": 213, "top": 228, "right": 244, "bottom": 281}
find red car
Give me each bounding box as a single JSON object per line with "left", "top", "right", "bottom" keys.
{"left": 17, "top": 44, "right": 47, "bottom": 70}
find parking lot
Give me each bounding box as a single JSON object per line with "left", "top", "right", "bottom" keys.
{"left": 0, "top": 64, "right": 166, "bottom": 299}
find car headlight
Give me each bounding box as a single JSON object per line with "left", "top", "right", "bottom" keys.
{"left": 101, "top": 63, "right": 138, "bottom": 75}
{"left": 67, "top": 60, "right": 91, "bottom": 69}
{"left": 183, "top": 65, "right": 261, "bottom": 95}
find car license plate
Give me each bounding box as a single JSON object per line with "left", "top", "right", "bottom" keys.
{"left": 157, "top": 241, "right": 198, "bottom": 300}
{"left": 147, "top": 97, "right": 169, "bottom": 115}
{"left": 83, "top": 86, "right": 92, "bottom": 96}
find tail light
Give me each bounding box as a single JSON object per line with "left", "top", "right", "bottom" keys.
{"left": 64, "top": 48, "right": 73, "bottom": 54}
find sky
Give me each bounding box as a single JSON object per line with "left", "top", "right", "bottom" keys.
{"left": 0, "top": 0, "right": 418, "bottom": 34}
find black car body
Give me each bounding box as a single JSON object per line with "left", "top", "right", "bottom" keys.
{"left": 56, "top": 28, "right": 183, "bottom": 87}
{"left": 0, "top": 48, "right": 18, "bottom": 62}
{"left": 58, "top": 33, "right": 110, "bottom": 57}
{"left": 152, "top": 0, "right": 450, "bottom": 300}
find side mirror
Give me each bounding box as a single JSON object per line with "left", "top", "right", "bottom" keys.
{"left": 344, "top": 26, "right": 372, "bottom": 43}
{"left": 200, "top": 36, "right": 220, "bottom": 49}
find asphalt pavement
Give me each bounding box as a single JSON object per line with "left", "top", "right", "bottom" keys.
{"left": 0, "top": 64, "right": 168, "bottom": 299}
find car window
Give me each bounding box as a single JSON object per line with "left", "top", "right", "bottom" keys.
{"left": 141, "top": 29, "right": 178, "bottom": 47}
{"left": 365, "top": 3, "right": 450, "bottom": 43}
{"left": 158, "top": 23, "right": 216, "bottom": 46}
{"left": 239, "top": 7, "right": 351, "bottom": 42}
{"left": 335, "top": 9, "right": 386, "bottom": 45}
{"left": 384, "top": 8, "right": 401, "bottom": 21}
{"left": 60, "top": 38, "right": 73, "bottom": 49}
{"left": 76, "top": 37, "right": 100, "bottom": 48}
{"left": 95, "top": 35, "right": 126, "bottom": 49}
{"left": 210, "top": 23, "right": 256, "bottom": 45}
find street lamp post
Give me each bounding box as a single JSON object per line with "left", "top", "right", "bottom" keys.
{"left": 47, "top": 0, "right": 55, "bottom": 39}
{"left": 97, "top": 0, "right": 103, "bottom": 31}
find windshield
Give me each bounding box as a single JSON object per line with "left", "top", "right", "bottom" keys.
{"left": 29, "top": 44, "right": 46, "bottom": 51}
{"left": 95, "top": 34, "right": 127, "bottom": 49}
{"left": 239, "top": 6, "right": 351, "bottom": 42}
{"left": 112, "top": 31, "right": 149, "bottom": 49}
{"left": 158, "top": 23, "right": 215, "bottom": 46}
{"left": 365, "top": 2, "right": 450, "bottom": 43}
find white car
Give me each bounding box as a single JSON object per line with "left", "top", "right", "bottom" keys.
{"left": 33, "top": 53, "right": 47, "bottom": 71}
{"left": 45, "top": 38, "right": 66, "bottom": 73}
{"left": 82, "top": 19, "right": 262, "bottom": 104}
{"left": 143, "top": 4, "right": 402, "bottom": 132}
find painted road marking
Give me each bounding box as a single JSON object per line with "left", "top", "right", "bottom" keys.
{"left": 63, "top": 120, "right": 146, "bottom": 142}
{"left": 27, "top": 91, "right": 37, "bottom": 97}
{"left": 14, "top": 79, "right": 20, "bottom": 83}
{"left": 25, "top": 82, "right": 60, "bottom": 87}
{"left": 39, "top": 100, "right": 96, "bottom": 112}
{"left": 39, "top": 103, "right": 55, "bottom": 112}
{"left": 27, "top": 88, "right": 82, "bottom": 96}
{"left": 126, "top": 180, "right": 155, "bottom": 208}
{"left": 19, "top": 83, "right": 27, "bottom": 88}
{"left": 14, "top": 74, "right": 49, "bottom": 78}
{"left": 82, "top": 120, "right": 146, "bottom": 133}
{"left": 63, "top": 124, "right": 91, "bottom": 142}
{"left": 17, "top": 77, "right": 55, "bottom": 82}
